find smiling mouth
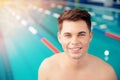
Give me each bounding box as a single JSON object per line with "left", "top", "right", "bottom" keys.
{"left": 69, "top": 47, "right": 82, "bottom": 53}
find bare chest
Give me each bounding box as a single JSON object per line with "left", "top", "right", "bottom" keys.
{"left": 48, "top": 69, "right": 101, "bottom": 80}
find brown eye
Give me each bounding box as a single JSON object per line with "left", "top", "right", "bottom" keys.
{"left": 78, "top": 33, "right": 86, "bottom": 37}
{"left": 64, "top": 34, "right": 71, "bottom": 37}
{"left": 63, "top": 33, "right": 71, "bottom": 38}
{"left": 78, "top": 31, "right": 86, "bottom": 37}
{"left": 80, "top": 34, "right": 86, "bottom": 36}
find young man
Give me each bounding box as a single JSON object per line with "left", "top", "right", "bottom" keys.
{"left": 38, "top": 9, "right": 117, "bottom": 80}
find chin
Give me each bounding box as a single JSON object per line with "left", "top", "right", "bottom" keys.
{"left": 70, "top": 53, "right": 83, "bottom": 60}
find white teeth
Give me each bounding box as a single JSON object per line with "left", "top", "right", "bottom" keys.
{"left": 71, "top": 48, "right": 80, "bottom": 50}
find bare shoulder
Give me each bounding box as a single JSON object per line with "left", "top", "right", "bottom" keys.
{"left": 38, "top": 57, "right": 50, "bottom": 80}
{"left": 89, "top": 54, "right": 117, "bottom": 80}
{"left": 44, "top": 53, "right": 63, "bottom": 65}
{"left": 38, "top": 53, "right": 63, "bottom": 80}
{"left": 39, "top": 53, "right": 63, "bottom": 71}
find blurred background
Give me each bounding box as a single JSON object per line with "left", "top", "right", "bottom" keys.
{"left": 0, "top": 0, "right": 120, "bottom": 80}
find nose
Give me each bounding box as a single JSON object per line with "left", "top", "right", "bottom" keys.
{"left": 71, "top": 36, "right": 80, "bottom": 45}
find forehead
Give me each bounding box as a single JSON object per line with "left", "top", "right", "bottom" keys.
{"left": 61, "top": 20, "right": 89, "bottom": 34}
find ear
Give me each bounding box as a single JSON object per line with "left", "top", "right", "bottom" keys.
{"left": 57, "top": 32, "right": 62, "bottom": 44}
{"left": 89, "top": 32, "right": 93, "bottom": 41}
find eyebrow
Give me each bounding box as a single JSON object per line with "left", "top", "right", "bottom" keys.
{"left": 63, "top": 31, "right": 87, "bottom": 35}
{"left": 78, "top": 31, "right": 86, "bottom": 34}
{"left": 64, "top": 32, "right": 71, "bottom": 34}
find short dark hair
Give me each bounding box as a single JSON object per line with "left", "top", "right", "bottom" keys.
{"left": 58, "top": 8, "right": 91, "bottom": 32}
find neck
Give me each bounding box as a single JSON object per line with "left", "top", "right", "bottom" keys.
{"left": 64, "top": 53, "right": 89, "bottom": 70}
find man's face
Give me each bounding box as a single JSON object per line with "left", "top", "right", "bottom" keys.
{"left": 58, "top": 20, "right": 92, "bottom": 60}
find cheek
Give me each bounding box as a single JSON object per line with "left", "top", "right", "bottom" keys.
{"left": 61, "top": 42, "right": 67, "bottom": 51}
{"left": 81, "top": 38, "right": 91, "bottom": 46}
{"left": 61, "top": 40, "right": 68, "bottom": 47}
{"left": 61, "top": 37, "right": 70, "bottom": 44}
{"left": 60, "top": 38, "right": 70, "bottom": 48}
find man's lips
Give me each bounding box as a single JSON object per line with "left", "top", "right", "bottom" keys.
{"left": 69, "top": 47, "right": 82, "bottom": 52}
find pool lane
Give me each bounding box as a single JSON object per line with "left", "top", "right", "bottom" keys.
{"left": 44, "top": 2, "right": 120, "bottom": 37}
{"left": 0, "top": 7, "right": 59, "bottom": 80}
{"left": 28, "top": 7, "right": 63, "bottom": 51}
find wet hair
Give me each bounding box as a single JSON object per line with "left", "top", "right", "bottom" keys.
{"left": 58, "top": 8, "right": 91, "bottom": 32}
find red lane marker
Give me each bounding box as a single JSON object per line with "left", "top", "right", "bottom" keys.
{"left": 106, "top": 32, "right": 120, "bottom": 40}
{"left": 41, "top": 38, "right": 60, "bottom": 53}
